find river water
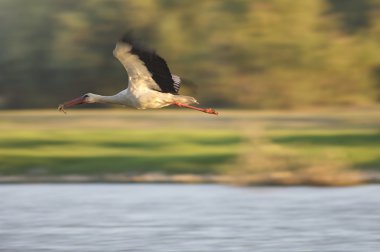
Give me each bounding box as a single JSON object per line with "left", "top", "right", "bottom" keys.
{"left": 0, "top": 184, "right": 379, "bottom": 252}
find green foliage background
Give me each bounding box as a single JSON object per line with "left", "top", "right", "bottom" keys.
{"left": 1, "top": 0, "right": 380, "bottom": 109}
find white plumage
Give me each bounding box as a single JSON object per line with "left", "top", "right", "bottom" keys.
{"left": 58, "top": 34, "right": 218, "bottom": 115}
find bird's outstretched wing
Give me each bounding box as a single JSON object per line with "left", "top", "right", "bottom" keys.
{"left": 113, "top": 34, "right": 180, "bottom": 94}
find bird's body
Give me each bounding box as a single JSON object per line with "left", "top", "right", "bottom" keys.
{"left": 58, "top": 34, "right": 217, "bottom": 115}
{"left": 98, "top": 85, "right": 196, "bottom": 110}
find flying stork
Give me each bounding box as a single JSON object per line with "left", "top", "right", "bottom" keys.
{"left": 58, "top": 34, "right": 218, "bottom": 115}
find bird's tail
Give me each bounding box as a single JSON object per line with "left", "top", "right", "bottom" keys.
{"left": 173, "top": 95, "right": 198, "bottom": 105}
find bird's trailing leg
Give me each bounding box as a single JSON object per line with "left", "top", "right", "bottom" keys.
{"left": 172, "top": 102, "right": 218, "bottom": 115}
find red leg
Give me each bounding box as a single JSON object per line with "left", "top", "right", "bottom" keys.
{"left": 172, "top": 102, "right": 218, "bottom": 115}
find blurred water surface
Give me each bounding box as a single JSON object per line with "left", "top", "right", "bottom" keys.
{"left": 0, "top": 184, "right": 379, "bottom": 252}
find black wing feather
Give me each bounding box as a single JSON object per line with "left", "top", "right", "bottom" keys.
{"left": 120, "top": 34, "right": 178, "bottom": 94}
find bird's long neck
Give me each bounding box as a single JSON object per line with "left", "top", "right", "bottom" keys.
{"left": 92, "top": 93, "right": 125, "bottom": 105}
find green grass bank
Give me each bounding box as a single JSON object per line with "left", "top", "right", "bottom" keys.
{"left": 0, "top": 108, "right": 379, "bottom": 186}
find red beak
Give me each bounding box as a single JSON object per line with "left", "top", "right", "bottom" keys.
{"left": 63, "top": 96, "right": 86, "bottom": 107}
{"left": 58, "top": 96, "right": 86, "bottom": 113}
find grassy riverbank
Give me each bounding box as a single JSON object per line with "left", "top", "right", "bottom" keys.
{"left": 0, "top": 108, "right": 379, "bottom": 185}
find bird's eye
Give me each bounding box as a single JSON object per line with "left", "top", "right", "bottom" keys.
{"left": 82, "top": 94, "right": 89, "bottom": 98}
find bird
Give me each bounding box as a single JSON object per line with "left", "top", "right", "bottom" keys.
{"left": 58, "top": 34, "right": 218, "bottom": 115}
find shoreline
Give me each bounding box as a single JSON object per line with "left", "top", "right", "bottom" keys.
{"left": 1, "top": 172, "right": 380, "bottom": 186}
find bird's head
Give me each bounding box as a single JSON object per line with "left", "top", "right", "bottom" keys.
{"left": 58, "top": 93, "right": 96, "bottom": 113}
{"left": 81, "top": 93, "right": 97, "bottom": 104}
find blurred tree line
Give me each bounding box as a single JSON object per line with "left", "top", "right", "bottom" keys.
{"left": 1, "top": 0, "right": 380, "bottom": 109}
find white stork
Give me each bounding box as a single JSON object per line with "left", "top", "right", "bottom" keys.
{"left": 58, "top": 34, "right": 218, "bottom": 115}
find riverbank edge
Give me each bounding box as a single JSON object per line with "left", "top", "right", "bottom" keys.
{"left": 1, "top": 171, "right": 380, "bottom": 186}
